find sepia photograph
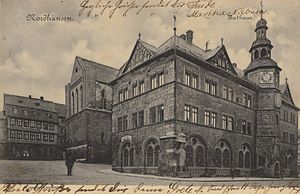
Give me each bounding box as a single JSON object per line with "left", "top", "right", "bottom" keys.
{"left": 0, "top": 0, "right": 300, "bottom": 193}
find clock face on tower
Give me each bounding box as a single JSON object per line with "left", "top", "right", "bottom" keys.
{"left": 260, "top": 71, "right": 274, "bottom": 83}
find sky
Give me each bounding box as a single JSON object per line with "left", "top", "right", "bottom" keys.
{"left": 0, "top": 0, "right": 300, "bottom": 115}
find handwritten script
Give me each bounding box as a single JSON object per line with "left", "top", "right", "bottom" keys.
{"left": 2, "top": 181, "right": 300, "bottom": 194}
{"left": 78, "top": 0, "right": 264, "bottom": 19}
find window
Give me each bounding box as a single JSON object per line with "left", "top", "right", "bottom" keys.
{"left": 24, "top": 132, "right": 29, "bottom": 140}
{"left": 30, "top": 133, "right": 35, "bottom": 140}
{"left": 247, "top": 122, "right": 252, "bottom": 135}
{"left": 184, "top": 105, "right": 190, "bottom": 122}
{"left": 241, "top": 120, "right": 247, "bottom": 134}
{"left": 49, "top": 124, "right": 54, "bottom": 131}
{"left": 36, "top": 133, "right": 41, "bottom": 140}
{"left": 122, "top": 143, "right": 134, "bottom": 167}
{"left": 238, "top": 145, "right": 251, "bottom": 168}
{"left": 10, "top": 130, "right": 15, "bottom": 139}
{"left": 36, "top": 122, "right": 42, "bottom": 129}
{"left": 185, "top": 71, "right": 191, "bottom": 86}
{"left": 145, "top": 139, "right": 160, "bottom": 167}
{"left": 138, "top": 111, "right": 144, "bottom": 127}
{"left": 204, "top": 111, "right": 210, "bottom": 126}
{"left": 43, "top": 134, "right": 48, "bottom": 141}
{"left": 10, "top": 118, "right": 16, "bottom": 126}
{"left": 290, "top": 134, "right": 295, "bottom": 144}
{"left": 283, "top": 131, "right": 288, "bottom": 143}
{"left": 258, "top": 156, "right": 266, "bottom": 167}
{"left": 132, "top": 113, "right": 138, "bottom": 128}
{"left": 117, "top": 117, "right": 123, "bottom": 131}
{"left": 17, "top": 131, "right": 22, "bottom": 139}
{"left": 24, "top": 120, "right": 29, "bottom": 128}
{"left": 43, "top": 123, "right": 48, "bottom": 130}
{"left": 158, "top": 72, "right": 164, "bottom": 86}
{"left": 204, "top": 111, "right": 217, "bottom": 127}
{"left": 151, "top": 75, "right": 157, "bottom": 89}
{"left": 13, "top": 108, "right": 17, "bottom": 114}
{"left": 211, "top": 112, "right": 217, "bottom": 127}
{"left": 222, "top": 85, "right": 233, "bottom": 101}
{"left": 149, "top": 107, "right": 156, "bottom": 124}
{"left": 49, "top": 134, "right": 54, "bottom": 142}
{"left": 205, "top": 79, "right": 216, "bottom": 95}
{"left": 17, "top": 119, "right": 22, "bottom": 126}
{"left": 124, "top": 88, "right": 128, "bottom": 100}
{"left": 118, "top": 91, "right": 124, "bottom": 102}
{"left": 157, "top": 105, "right": 164, "bottom": 122}
{"left": 192, "top": 75, "right": 198, "bottom": 89}
{"left": 133, "top": 84, "right": 138, "bottom": 97}
{"left": 222, "top": 115, "right": 233, "bottom": 131}
{"left": 23, "top": 110, "right": 28, "bottom": 115}
{"left": 123, "top": 116, "right": 128, "bottom": 131}
{"left": 30, "top": 121, "right": 35, "bottom": 128}
{"left": 214, "top": 141, "right": 231, "bottom": 168}
{"left": 242, "top": 93, "right": 252, "bottom": 108}
{"left": 283, "top": 110, "right": 288, "bottom": 121}
{"left": 191, "top": 107, "right": 198, "bottom": 123}
{"left": 139, "top": 80, "right": 145, "bottom": 94}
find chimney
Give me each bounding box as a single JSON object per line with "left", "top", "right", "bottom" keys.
{"left": 40, "top": 96, "right": 44, "bottom": 101}
{"left": 186, "top": 30, "right": 193, "bottom": 44}
{"left": 179, "top": 34, "right": 186, "bottom": 40}
{"left": 29, "top": 95, "right": 32, "bottom": 99}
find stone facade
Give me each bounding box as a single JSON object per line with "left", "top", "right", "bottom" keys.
{"left": 2, "top": 94, "right": 66, "bottom": 160}
{"left": 110, "top": 17, "right": 298, "bottom": 177}
{"left": 65, "top": 56, "right": 117, "bottom": 163}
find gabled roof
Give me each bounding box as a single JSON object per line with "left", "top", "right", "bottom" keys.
{"left": 280, "top": 82, "right": 296, "bottom": 106}
{"left": 116, "top": 35, "right": 241, "bottom": 78}
{"left": 4, "top": 94, "right": 57, "bottom": 112}
{"left": 75, "top": 56, "right": 118, "bottom": 83}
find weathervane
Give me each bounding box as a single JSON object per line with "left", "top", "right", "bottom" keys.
{"left": 260, "top": 0, "right": 264, "bottom": 19}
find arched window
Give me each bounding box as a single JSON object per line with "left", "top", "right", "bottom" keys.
{"left": 223, "top": 149, "right": 230, "bottom": 167}
{"left": 186, "top": 145, "right": 193, "bottom": 167}
{"left": 215, "top": 148, "right": 222, "bottom": 167}
{"left": 245, "top": 152, "right": 251, "bottom": 168}
{"left": 254, "top": 50, "right": 259, "bottom": 59}
{"left": 80, "top": 85, "right": 83, "bottom": 110}
{"left": 238, "top": 144, "right": 251, "bottom": 168}
{"left": 145, "top": 139, "right": 160, "bottom": 167}
{"left": 186, "top": 136, "right": 206, "bottom": 167}
{"left": 122, "top": 143, "right": 134, "bottom": 167}
{"left": 214, "top": 140, "right": 231, "bottom": 168}
{"left": 284, "top": 153, "right": 292, "bottom": 169}
{"left": 261, "top": 48, "right": 267, "bottom": 58}
{"left": 71, "top": 92, "right": 75, "bottom": 115}
{"left": 75, "top": 89, "right": 79, "bottom": 113}
{"left": 195, "top": 146, "right": 204, "bottom": 167}
{"left": 238, "top": 151, "right": 244, "bottom": 168}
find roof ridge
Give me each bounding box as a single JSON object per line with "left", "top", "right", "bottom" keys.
{"left": 76, "top": 56, "right": 118, "bottom": 71}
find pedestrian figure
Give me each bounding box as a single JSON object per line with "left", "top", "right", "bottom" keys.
{"left": 65, "top": 150, "right": 75, "bottom": 176}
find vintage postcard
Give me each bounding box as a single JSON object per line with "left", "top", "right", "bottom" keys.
{"left": 0, "top": 0, "right": 300, "bottom": 193}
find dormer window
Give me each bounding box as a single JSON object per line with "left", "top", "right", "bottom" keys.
{"left": 254, "top": 50, "right": 259, "bottom": 59}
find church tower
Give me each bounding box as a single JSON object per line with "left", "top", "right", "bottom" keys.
{"left": 244, "top": 2, "right": 282, "bottom": 177}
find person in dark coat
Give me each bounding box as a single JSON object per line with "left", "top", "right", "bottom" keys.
{"left": 65, "top": 150, "right": 76, "bottom": 176}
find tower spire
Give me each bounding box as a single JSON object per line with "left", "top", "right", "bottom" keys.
{"left": 173, "top": 14, "right": 177, "bottom": 36}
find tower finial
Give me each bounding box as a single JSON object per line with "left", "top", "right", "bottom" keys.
{"left": 221, "top": 38, "right": 224, "bottom": 46}
{"left": 260, "top": 0, "right": 264, "bottom": 19}
{"left": 173, "top": 14, "right": 177, "bottom": 36}
{"left": 205, "top": 40, "right": 210, "bottom": 51}
{"left": 138, "top": 32, "right": 141, "bottom": 40}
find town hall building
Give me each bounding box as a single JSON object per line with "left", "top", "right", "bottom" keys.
{"left": 109, "top": 15, "right": 299, "bottom": 177}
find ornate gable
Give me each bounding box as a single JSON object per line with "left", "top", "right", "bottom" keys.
{"left": 207, "top": 46, "right": 237, "bottom": 75}
{"left": 282, "top": 84, "right": 295, "bottom": 105}
{"left": 122, "top": 40, "right": 156, "bottom": 74}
